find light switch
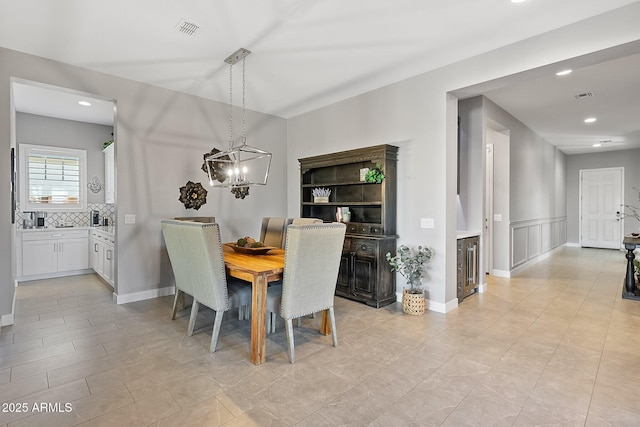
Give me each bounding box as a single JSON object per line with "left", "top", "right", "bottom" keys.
{"left": 493, "top": 214, "right": 502, "bottom": 222}
{"left": 420, "top": 218, "right": 434, "bottom": 228}
{"left": 124, "top": 214, "right": 136, "bottom": 224}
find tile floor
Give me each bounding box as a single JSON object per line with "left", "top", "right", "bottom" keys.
{"left": 1, "top": 246, "right": 640, "bottom": 426}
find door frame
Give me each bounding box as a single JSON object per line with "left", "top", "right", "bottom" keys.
{"left": 484, "top": 143, "right": 494, "bottom": 274}
{"left": 578, "top": 166, "right": 624, "bottom": 249}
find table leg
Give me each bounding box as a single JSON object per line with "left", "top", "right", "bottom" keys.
{"left": 250, "top": 274, "right": 268, "bottom": 365}
{"left": 320, "top": 309, "right": 331, "bottom": 335}
{"left": 623, "top": 244, "right": 640, "bottom": 300}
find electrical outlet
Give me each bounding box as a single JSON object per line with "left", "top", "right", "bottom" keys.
{"left": 124, "top": 214, "right": 136, "bottom": 224}
{"left": 420, "top": 218, "right": 434, "bottom": 229}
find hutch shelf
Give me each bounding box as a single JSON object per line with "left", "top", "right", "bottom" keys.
{"left": 299, "top": 144, "right": 398, "bottom": 308}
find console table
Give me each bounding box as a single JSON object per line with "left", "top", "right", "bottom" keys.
{"left": 622, "top": 236, "right": 640, "bottom": 300}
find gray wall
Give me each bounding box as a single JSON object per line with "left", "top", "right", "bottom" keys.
{"left": 458, "top": 96, "right": 566, "bottom": 274}
{"left": 16, "top": 112, "right": 113, "bottom": 205}
{"left": 566, "top": 148, "right": 640, "bottom": 243}
{"left": 286, "top": 4, "right": 640, "bottom": 310}
{"left": 3, "top": 3, "right": 640, "bottom": 320}
{"left": 457, "top": 96, "right": 484, "bottom": 234}
{"left": 1, "top": 47, "right": 287, "bottom": 316}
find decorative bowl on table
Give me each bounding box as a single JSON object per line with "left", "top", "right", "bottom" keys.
{"left": 225, "top": 243, "right": 276, "bottom": 255}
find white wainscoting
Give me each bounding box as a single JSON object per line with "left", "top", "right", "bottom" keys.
{"left": 511, "top": 217, "right": 567, "bottom": 272}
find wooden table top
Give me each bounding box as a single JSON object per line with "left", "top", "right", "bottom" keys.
{"left": 623, "top": 235, "right": 640, "bottom": 246}
{"left": 222, "top": 245, "right": 284, "bottom": 280}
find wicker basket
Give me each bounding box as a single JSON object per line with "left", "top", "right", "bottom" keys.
{"left": 402, "top": 289, "right": 426, "bottom": 315}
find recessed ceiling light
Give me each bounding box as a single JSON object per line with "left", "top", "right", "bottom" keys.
{"left": 511, "top": 0, "right": 527, "bottom": 3}
{"left": 584, "top": 117, "right": 597, "bottom": 123}
{"left": 556, "top": 69, "right": 572, "bottom": 76}
{"left": 592, "top": 143, "right": 601, "bottom": 147}
{"left": 78, "top": 101, "right": 91, "bottom": 106}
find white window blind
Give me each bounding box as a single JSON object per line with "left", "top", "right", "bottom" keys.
{"left": 27, "top": 152, "right": 80, "bottom": 204}
{"left": 20, "top": 144, "right": 87, "bottom": 212}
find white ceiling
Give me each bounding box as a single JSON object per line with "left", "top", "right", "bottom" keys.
{"left": 2, "top": 0, "right": 640, "bottom": 154}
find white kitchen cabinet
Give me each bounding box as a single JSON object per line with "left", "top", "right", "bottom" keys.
{"left": 103, "top": 143, "right": 114, "bottom": 204}
{"left": 91, "top": 228, "right": 115, "bottom": 287}
{"left": 20, "top": 230, "right": 89, "bottom": 278}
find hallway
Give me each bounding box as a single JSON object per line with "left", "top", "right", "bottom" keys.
{"left": 1, "top": 246, "right": 639, "bottom": 426}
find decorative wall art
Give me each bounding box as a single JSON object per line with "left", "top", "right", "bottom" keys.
{"left": 202, "top": 148, "right": 250, "bottom": 199}
{"left": 231, "top": 186, "right": 249, "bottom": 199}
{"left": 201, "top": 148, "right": 229, "bottom": 183}
{"left": 179, "top": 181, "right": 208, "bottom": 210}
{"left": 88, "top": 176, "right": 103, "bottom": 193}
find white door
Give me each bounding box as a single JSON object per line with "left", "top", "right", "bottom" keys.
{"left": 580, "top": 168, "right": 623, "bottom": 249}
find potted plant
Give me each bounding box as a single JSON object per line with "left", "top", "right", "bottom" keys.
{"left": 365, "top": 163, "right": 385, "bottom": 183}
{"left": 386, "top": 244, "right": 433, "bottom": 315}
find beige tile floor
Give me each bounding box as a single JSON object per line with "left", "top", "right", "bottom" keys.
{"left": 1, "top": 246, "right": 640, "bottom": 426}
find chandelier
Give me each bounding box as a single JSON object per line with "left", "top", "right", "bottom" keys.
{"left": 205, "top": 48, "right": 272, "bottom": 193}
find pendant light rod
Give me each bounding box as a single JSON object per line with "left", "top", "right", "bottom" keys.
{"left": 204, "top": 46, "right": 271, "bottom": 195}
{"left": 225, "top": 48, "right": 251, "bottom": 65}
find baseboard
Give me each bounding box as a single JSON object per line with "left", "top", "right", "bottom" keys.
{"left": 565, "top": 242, "right": 580, "bottom": 248}
{"left": 510, "top": 245, "right": 564, "bottom": 276}
{"left": 17, "top": 269, "right": 94, "bottom": 283}
{"left": 395, "top": 291, "right": 458, "bottom": 313}
{"left": 428, "top": 298, "right": 458, "bottom": 313}
{"left": 1, "top": 288, "right": 17, "bottom": 327}
{"left": 113, "top": 286, "right": 175, "bottom": 305}
{"left": 492, "top": 269, "right": 511, "bottom": 278}
{"left": 477, "top": 282, "right": 488, "bottom": 293}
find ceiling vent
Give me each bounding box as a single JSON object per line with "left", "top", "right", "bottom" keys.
{"left": 175, "top": 18, "right": 199, "bottom": 36}
{"left": 574, "top": 91, "right": 595, "bottom": 99}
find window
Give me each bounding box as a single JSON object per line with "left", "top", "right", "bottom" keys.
{"left": 19, "top": 144, "right": 87, "bottom": 212}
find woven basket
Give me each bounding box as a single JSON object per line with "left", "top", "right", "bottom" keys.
{"left": 402, "top": 289, "right": 426, "bottom": 315}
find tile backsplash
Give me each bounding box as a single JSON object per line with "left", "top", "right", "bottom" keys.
{"left": 16, "top": 202, "right": 115, "bottom": 229}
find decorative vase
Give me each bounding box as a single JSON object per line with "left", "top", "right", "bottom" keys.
{"left": 401, "top": 289, "right": 426, "bottom": 315}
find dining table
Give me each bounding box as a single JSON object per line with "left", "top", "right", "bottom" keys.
{"left": 223, "top": 245, "right": 332, "bottom": 364}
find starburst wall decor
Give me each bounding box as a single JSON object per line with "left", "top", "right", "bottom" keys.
{"left": 179, "top": 181, "right": 207, "bottom": 210}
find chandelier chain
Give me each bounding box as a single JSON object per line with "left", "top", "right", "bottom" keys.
{"left": 242, "top": 56, "right": 247, "bottom": 142}
{"left": 228, "top": 62, "right": 233, "bottom": 148}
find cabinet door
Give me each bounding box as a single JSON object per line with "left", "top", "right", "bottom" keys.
{"left": 103, "top": 244, "right": 114, "bottom": 284}
{"left": 90, "top": 234, "right": 101, "bottom": 271}
{"left": 104, "top": 144, "right": 115, "bottom": 204}
{"left": 58, "top": 237, "right": 89, "bottom": 272}
{"left": 336, "top": 251, "right": 352, "bottom": 295}
{"left": 353, "top": 255, "right": 376, "bottom": 299}
{"left": 22, "top": 239, "right": 57, "bottom": 276}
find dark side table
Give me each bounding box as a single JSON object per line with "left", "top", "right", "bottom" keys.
{"left": 622, "top": 236, "right": 640, "bottom": 300}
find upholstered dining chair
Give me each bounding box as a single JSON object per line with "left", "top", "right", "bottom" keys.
{"left": 259, "top": 217, "right": 293, "bottom": 248}
{"left": 161, "top": 220, "right": 251, "bottom": 353}
{"left": 266, "top": 222, "right": 346, "bottom": 363}
{"left": 265, "top": 218, "right": 324, "bottom": 333}
{"left": 291, "top": 217, "right": 323, "bottom": 225}
{"left": 173, "top": 216, "right": 216, "bottom": 223}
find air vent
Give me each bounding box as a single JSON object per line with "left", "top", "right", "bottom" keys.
{"left": 574, "top": 91, "right": 595, "bottom": 99}
{"left": 175, "top": 18, "right": 199, "bottom": 36}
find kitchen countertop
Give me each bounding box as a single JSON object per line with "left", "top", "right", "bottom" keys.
{"left": 457, "top": 230, "right": 481, "bottom": 239}
{"left": 19, "top": 225, "right": 116, "bottom": 236}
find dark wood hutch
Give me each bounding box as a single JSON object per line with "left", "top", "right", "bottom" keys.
{"left": 298, "top": 144, "right": 398, "bottom": 308}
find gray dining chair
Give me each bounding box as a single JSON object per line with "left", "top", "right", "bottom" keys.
{"left": 173, "top": 216, "right": 216, "bottom": 223}
{"left": 291, "top": 217, "right": 323, "bottom": 225}
{"left": 266, "top": 222, "right": 346, "bottom": 363}
{"left": 161, "top": 219, "right": 251, "bottom": 352}
{"left": 265, "top": 218, "right": 324, "bottom": 333}
{"left": 260, "top": 217, "right": 293, "bottom": 248}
